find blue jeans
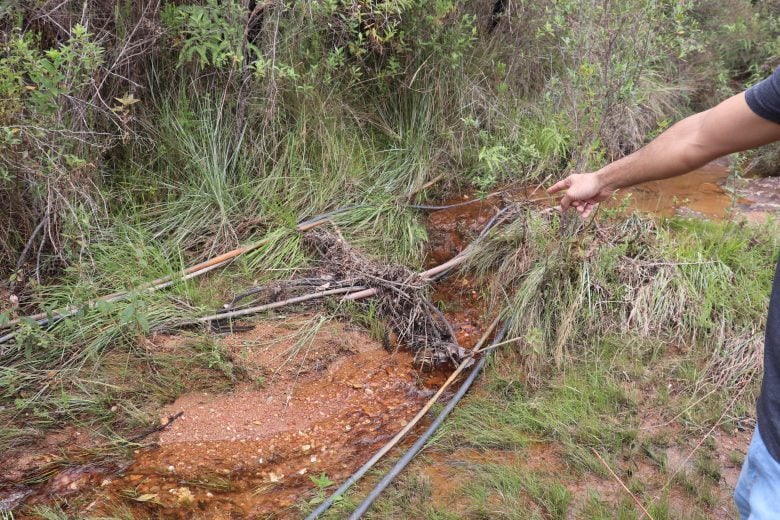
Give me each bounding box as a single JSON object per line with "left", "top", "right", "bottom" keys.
{"left": 735, "top": 426, "right": 780, "bottom": 519}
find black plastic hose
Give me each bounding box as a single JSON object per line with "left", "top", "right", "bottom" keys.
{"left": 306, "top": 323, "right": 509, "bottom": 519}
{"left": 346, "top": 322, "right": 509, "bottom": 518}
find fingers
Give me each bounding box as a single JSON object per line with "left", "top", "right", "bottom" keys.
{"left": 547, "top": 174, "right": 599, "bottom": 218}
{"left": 580, "top": 202, "right": 594, "bottom": 218}
{"left": 546, "top": 177, "right": 572, "bottom": 195}
{"left": 556, "top": 200, "right": 596, "bottom": 218}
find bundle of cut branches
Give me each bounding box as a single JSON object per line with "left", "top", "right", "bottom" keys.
{"left": 304, "top": 228, "right": 465, "bottom": 367}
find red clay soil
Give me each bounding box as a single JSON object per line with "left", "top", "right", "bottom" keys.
{"left": 2, "top": 320, "right": 455, "bottom": 518}
{"left": 424, "top": 194, "right": 500, "bottom": 266}
{"left": 61, "top": 320, "right": 444, "bottom": 519}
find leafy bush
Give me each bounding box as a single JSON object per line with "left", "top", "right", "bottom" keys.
{"left": 0, "top": 0, "right": 777, "bottom": 277}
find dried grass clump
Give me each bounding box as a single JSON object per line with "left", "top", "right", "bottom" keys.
{"left": 464, "top": 207, "right": 774, "bottom": 391}
{"left": 703, "top": 331, "right": 764, "bottom": 392}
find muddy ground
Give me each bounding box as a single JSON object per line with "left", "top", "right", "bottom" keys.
{"left": 2, "top": 163, "right": 776, "bottom": 519}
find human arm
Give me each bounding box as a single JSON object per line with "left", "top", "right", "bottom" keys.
{"left": 547, "top": 91, "right": 780, "bottom": 217}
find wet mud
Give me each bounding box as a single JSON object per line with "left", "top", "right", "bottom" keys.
{"left": 424, "top": 194, "right": 500, "bottom": 266}
{"left": 734, "top": 175, "right": 780, "bottom": 223}
{"left": 92, "top": 329, "right": 429, "bottom": 519}
{"left": 3, "top": 198, "right": 493, "bottom": 518}
{"left": 6, "top": 321, "right": 441, "bottom": 518}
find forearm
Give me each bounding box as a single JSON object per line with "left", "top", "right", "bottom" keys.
{"left": 547, "top": 91, "right": 780, "bottom": 218}
{"left": 596, "top": 113, "right": 715, "bottom": 191}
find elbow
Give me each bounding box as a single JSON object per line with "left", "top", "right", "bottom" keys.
{"left": 679, "top": 141, "right": 719, "bottom": 171}
{"left": 676, "top": 113, "right": 727, "bottom": 170}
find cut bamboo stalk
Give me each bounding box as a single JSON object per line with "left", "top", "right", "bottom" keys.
{"left": 2, "top": 216, "right": 336, "bottom": 333}
{"left": 193, "top": 286, "right": 367, "bottom": 323}
{"left": 0, "top": 261, "right": 234, "bottom": 345}
{"left": 342, "top": 252, "right": 470, "bottom": 302}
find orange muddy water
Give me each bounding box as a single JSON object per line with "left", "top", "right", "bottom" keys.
{"left": 530, "top": 160, "right": 776, "bottom": 222}
{"left": 610, "top": 162, "right": 734, "bottom": 218}
{"left": 607, "top": 160, "right": 780, "bottom": 222}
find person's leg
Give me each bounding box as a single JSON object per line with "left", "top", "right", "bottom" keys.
{"left": 735, "top": 426, "right": 780, "bottom": 519}
{"left": 735, "top": 429, "right": 760, "bottom": 519}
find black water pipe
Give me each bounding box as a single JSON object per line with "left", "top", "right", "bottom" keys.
{"left": 307, "top": 323, "right": 509, "bottom": 519}
{"left": 346, "top": 322, "right": 509, "bottom": 518}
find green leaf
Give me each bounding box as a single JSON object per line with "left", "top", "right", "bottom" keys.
{"left": 119, "top": 304, "right": 134, "bottom": 325}
{"left": 137, "top": 312, "right": 150, "bottom": 333}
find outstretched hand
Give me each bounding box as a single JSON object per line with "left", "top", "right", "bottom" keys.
{"left": 546, "top": 173, "right": 614, "bottom": 218}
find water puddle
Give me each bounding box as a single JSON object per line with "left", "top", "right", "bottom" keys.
{"left": 608, "top": 161, "right": 780, "bottom": 223}
{"left": 609, "top": 163, "right": 734, "bottom": 219}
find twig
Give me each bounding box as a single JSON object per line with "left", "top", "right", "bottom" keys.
{"left": 193, "top": 286, "right": 367, "bottom": 323}
{"left": 14, "top": 215, "right": 48, "bottom": 277}
{"left": 406, "top": 192, "right": 502, "bottom": 211}
{"left": 639, "top": 387, "right": 718, "bottom": 430}
{"left": 341, "top": 250, "right": 471, "bottom": 303}
{"left": 422, "top": 298, "right": 460, "bottom": 347}
{"left": 0, "top": 260, "right": 232, "bottom": 345}
{"left": 128, "top": 411, "right": 184, "bottom": 443}
{"left": 407, "top": 173, "right": 445, "bottom": 199}
{"left": 592, "top": 448, "right": 655, "bottom": 520}
{"left": 469, "top": 335, "right": 522, "bottom": 354}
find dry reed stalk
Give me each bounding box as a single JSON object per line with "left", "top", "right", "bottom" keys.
{"left": 592, "top": 448, "right": 656, "bottom": 520}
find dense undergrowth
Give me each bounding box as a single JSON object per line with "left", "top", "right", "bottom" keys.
{"left": 3, "top": 0, "right": 779, "bottom": 276}
{"left": 2, "top": 1, "right": 780, "bottom": 517}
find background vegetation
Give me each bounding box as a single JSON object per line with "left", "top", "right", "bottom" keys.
{"left": 2, "top": 0, "right": 779, "bottom": 279}
{"left": 2, "top": 0, "right": 780, "bottom": 518}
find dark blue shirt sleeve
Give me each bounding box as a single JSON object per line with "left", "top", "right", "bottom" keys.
{"left": 746, "top": 67, "right": 780, "bottom": 125}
